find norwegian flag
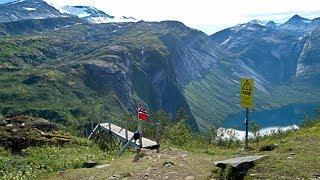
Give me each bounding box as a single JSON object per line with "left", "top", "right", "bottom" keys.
{"left": 138, "top": 106, "right": 149, "bottom": 122}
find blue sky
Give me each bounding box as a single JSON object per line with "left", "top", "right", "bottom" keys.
{"left": 2, "top": 0, "right": 320, "bottom": 34}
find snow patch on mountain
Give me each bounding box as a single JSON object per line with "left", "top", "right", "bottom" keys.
{"left": 23, "top": 7, "right": 36, "bottom": 11}
{"left": 58, "top": 5, "right": 137, "bottom": 24}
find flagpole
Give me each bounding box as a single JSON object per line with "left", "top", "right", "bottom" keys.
{"left": 137, "top": 43, "right": 145, "bottom": 151}
{"left": 137, "top": 103, "right": 143, "bottom": 150}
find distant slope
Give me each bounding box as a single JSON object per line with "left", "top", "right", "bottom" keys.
{"left": 0, "top": 0, "right": 67, "bottom": 23}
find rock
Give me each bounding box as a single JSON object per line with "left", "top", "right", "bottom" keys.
{"left": 59, "top": 170, "right": 66, "bottom": 176}
{"left": 144, "top": 166, "right": 153, "bottom": 177}
{"left": 249, "top": 173, "right": 259, "bottom": 176}
{"left": 122, "top": 172, "right": 133, "bottom": 178}
{"left": 214, "top": 155, "right": 267, "bottom": 169}
{"left": 20, "top": 123, "right": 25, "bottom": 127}
{"left": 311, "top": 173, "right": 320, "bottom": 178}
{"left": 133, "top": 148, "right": 155, "bottom": 162}
{"left": 185, "top": 176, "right": 195, "bottom": 180}
{"left": 106, "top": 177, "right": 117, "bottom": 180}
{"left": 214, "top": 155, "right": 267, "bottom": 179}
{"left": 6, "top": 124, "right": 13, "bottom": 127}
{"left": 179, "top": 153, "right": 188, "bottom": 159}
{"left": 112, "top": 172, "right": 121, "bottom": 178}
{"left": 83, "top": 160, "right": 97, "bottom": 168}
{"left": 163, "top": 161, "right": 174, "bottom": 167}
{"left": 259, "top": 144, "right": 278, "bottom": 151}
{"left": 96, "top": 164, "right": 110, "bottom": 169}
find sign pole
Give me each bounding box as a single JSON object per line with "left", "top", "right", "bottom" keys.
{"left": 240, "top": 78, "right": 254, "bottom": 150}
{"left": 245, "top": 108, "right": 249, "bottom": 149}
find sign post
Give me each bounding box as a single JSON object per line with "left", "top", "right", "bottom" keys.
{"left": 240, "top": 78, "right": 254, "bottom": 149}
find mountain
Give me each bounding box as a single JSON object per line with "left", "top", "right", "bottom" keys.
{"left": 0, "top": 6, "right": 319, "bottom": 133}
{"left": 296, "top": 27, "right": 320, "bottom": 80}
{"left": 186, "top": 14, "right": 320, "bottom": 129}
{"left": 209, "top": 15, "right": 320, "bottom": 84}
{"left": 0, "top": 19, "right": 219, "bottom": 131}
{"left": 59, "top": 5, "right": 137, "bottom": 24}
{"left": 0, "top": 0, "right": 67, "bottom": 23}
{"left": 279, "top": 14, "right": 311, "bottom": 32}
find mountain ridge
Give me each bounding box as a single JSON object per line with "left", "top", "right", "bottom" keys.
{"left": 0, "top": 0, "right": 319, "bottom": 132}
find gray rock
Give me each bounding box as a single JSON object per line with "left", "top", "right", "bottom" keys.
{"left": 185, "top": 176, "right": 195, "bottom": 180}
{"left": 96, "top": 164, "right": 110, "bottom": 169}
{"left": 214, "top": 155, "right": 267, "bottom": 169}
{"left": 163, "top": 161, "right": 174, "bottom": 167}
{"left": 83, "top": 160, "right": 97, "bottom": 168}
{"left": 6, "top": 124, "right": 13, "bottom": 127}
{"left": 259, "top": 144, "right": 278, "bottom": 151}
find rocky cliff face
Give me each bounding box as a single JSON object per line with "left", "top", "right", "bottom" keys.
{"left": 0, "top": 0, "right": 67, "bottom": 23}
{"left": 296, "top": 28, "right": 320, "bottom": 79}
{"left": 210, "top": 16, "right": 320, "bottom": 84}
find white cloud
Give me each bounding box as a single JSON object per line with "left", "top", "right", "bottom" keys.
{"left": 45, "top": 0, "right": 320, "bottom": 34}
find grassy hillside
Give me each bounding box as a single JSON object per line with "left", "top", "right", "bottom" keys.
{"left": 36, "top": 117, "right": 320, "bottom": 180}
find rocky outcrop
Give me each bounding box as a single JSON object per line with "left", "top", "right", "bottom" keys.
{"left": 0, "top": 116, "right": 71, "bottom": 153}
{"left": 0, "top": 0, "right": 67, "bottom": 23}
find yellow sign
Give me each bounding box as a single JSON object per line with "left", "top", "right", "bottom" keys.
{"left": 240, "top": 78, "right": 254, "bottom": 109}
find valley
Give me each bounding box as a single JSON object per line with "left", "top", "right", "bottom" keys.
{"left": 0, "top": 0, "right": 320, "bottom": 179}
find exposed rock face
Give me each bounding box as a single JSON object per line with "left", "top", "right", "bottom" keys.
{"left": 83, "top": 46, "right": 135, "bottom": 111}
{"left": 0, "top": 116, "right": 71, "bottom": 153}
{"left": 160, "top": 30, "right": 220, "bottom": 84}
{"left": 0, "top": 0, "right": 67, "bottom": 23}
{"left": 296, "top": 28, "right": 320, "bottom": 79}
{"left": 210, "top": 16, "right": 320, "bottom": 85}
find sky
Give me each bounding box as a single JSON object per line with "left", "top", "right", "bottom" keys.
{"left": 5, "top": 0, "right": 320, "bottom": 34}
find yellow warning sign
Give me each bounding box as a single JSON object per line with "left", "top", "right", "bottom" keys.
{"left": 240, "top": 78, "right": 254, "bottom": 109}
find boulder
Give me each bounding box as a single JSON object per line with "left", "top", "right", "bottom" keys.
{"left": 83, "top": 160, "right": 97, "bottom": 168}
{"left": 214, "top": 155, "right": 267, "bottom": 169}
{"left": 259, "top": 144, "right": 278, "bottom": 151}
{"left": 214, "top": 155, "right": 267, "bottom": 179}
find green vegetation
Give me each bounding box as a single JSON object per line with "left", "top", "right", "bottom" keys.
{"left": 0, "top": 143, "right": 111, "bottom": 180}
{"left": 184, "top": 60, "right": 320, "bottom": 130}
{"left": 0, "top": 108, "right": 319, "bottom": 179}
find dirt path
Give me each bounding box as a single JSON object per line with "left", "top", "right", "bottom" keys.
{"left": 43, "top": 147, "right": 232, "bottom": 180}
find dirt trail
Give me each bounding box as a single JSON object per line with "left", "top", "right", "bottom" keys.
{"left": 44, "top": 147, "right": 227, "bottom": 180}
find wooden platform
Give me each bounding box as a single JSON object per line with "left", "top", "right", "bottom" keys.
{"left": 89, "top": 123, "right": 158, "bottom": 149}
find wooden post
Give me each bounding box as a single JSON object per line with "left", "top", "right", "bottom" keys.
{"left": 245, "top": 108, "right": 249, "bottom": 149}
{"left": 137, "top": 104, "right": 143, "bottom": 150}
{"left": 138, "top": 120, "right": 143, "bottom": 149}
{"left": 118, "top": 135, "right": 135, "bottom": 156}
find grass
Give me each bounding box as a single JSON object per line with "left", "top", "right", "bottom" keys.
{"left": 0, "top": 114, "right": 319, "bottom": 179}
{"left": 38, "top": 118, "right": 320, "bottom": 180}
{"left": 0, "top": 142, "right": 112, "bottom": 180}
{"left": 246, "top": 123, "right": 320, "bottom": 179}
